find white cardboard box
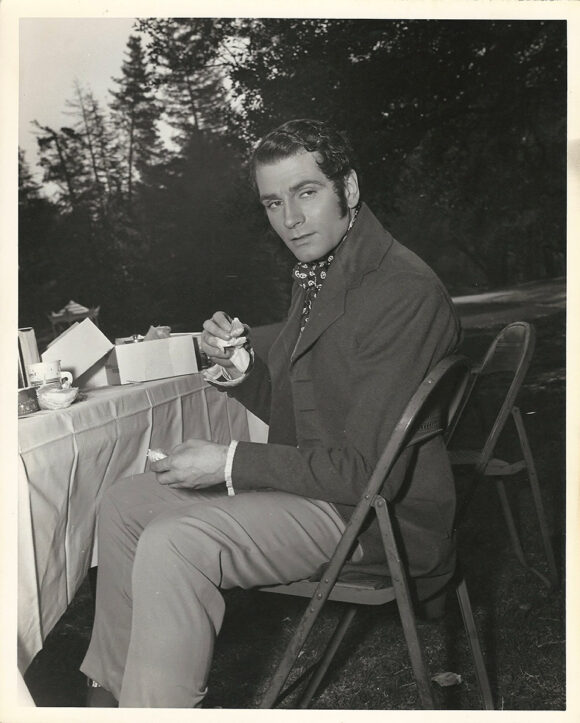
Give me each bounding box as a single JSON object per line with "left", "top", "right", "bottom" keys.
{"left": 113, "top": 333, "right": 200, "bottom": 384}
{"left": 42, "top": 318, "right": 114, "bottom": 382}
{"left": 76, "top": 350, "right": 121, "bottom": 388}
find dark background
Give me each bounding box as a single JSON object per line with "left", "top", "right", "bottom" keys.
{"left": 18, "top": 18, "right": 566, "bottom": 344}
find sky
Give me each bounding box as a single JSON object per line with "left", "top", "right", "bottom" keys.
{"left": 19, "top": 17, "right": 136, "bottom": 178}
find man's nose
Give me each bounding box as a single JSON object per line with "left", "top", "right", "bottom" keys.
{"left": 283, "top": 200, "right": 303, "bottom": 229}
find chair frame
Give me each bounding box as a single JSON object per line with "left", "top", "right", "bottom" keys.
{"left": 447, "top": 321, "right": 558, "bottom": 589}
{"left": 258, "top": 355, "right": 494, "bottom": 710}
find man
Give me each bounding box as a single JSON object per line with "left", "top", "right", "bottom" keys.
{"left": 81, "top": 119, "right": 461, "bottom": 708}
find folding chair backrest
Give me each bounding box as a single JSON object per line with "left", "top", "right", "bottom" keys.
{"left": 446, "top": 322, "right": 534, "bottom": 445}
{"left": 379, "top": 355, "right": 472, "bottom": 499}
{"left": 470, "top": 322, "right": 535, "bottom": 474}
{"left": 444, "top": 321, "right": 558, "bottom": 590}
{"left": 480, "top": 321, "right": 535, "bottom": 377}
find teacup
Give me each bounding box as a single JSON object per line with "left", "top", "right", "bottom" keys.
{"left": 28, "top": 360, "right": 73, "bottom": 389}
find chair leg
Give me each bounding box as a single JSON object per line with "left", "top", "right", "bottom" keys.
{"left": 512, "top": 407, "right": 559, "bottom": 587}
{"left": 494, "top": 478, "right": 528, "bottom": 565}
{"left": 495, "top": 478, "right": 553, "bottom": 589}
{"left": 455, "top": 576, "right": 494, "bottom": 710}
{"left": 374, "top": 498, "right": 435, "bottom": 709}
{"left": 259, "top": 595, "right": 325, "bottom": 708}
{"left": 298, "top": 605, "right": 358, "bottom": 708}
{"left": 261, "top": 492, "right": 379, "bottom": 707}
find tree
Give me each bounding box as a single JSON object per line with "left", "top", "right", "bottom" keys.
{"left": 33, "top": 121, "right": 86, "bottom": 213}
{"left": 60, "top": 82, "right": 126, "bottom": 223}
{"left": 20, "top": 19, "right": 566, "bottom": 344}
{"left": 136, "top": 18, "right": 242, "bottom": 142}
{"left": 132, "top": 128, "right": 290, "bottom": 332}
{"left": 388, "top": 20, "right": 566, "bottom": 286}
{"left": 33, "top": 82, "right": 121, "bottom": 225}
{"left": 18, "top": 148, "right": 89, "bottom": 330}
{"left": 109, "top": 34, "right": 163, "bottom": 207}
{"left": 219, "top": 18, "right": 566, "bottom": 288}
{"left": 19, "top": 149, "right": 57, "bottom": 328}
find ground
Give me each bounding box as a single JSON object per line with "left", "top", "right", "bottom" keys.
{"left": 23, "top": 278, "right": 567, "bottom": 710}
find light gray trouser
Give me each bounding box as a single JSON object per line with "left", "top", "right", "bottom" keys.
{"left": 80, "top": 472, "right": 350, "bottom": 707}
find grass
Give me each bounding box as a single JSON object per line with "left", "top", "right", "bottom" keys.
{"left": 23, "top": 310, "right": 566, "bottom": 710}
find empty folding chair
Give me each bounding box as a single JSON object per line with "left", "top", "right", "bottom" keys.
{"left": 258, "top": 355, "right": 494, "bottom": 710}
{"left": 447, "top": 321, "right": 558, "bottom": 588}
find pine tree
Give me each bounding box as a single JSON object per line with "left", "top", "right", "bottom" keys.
{"left": 136, "top": 19, "right": 239, "bottom": 143}
{"left": 109, "top": 34, "right": 162, "bottom": 207}
{"left": 33, "top": 121, "right": 88, "bottom": 213}
{"left": 63, "top": 82, "right": 123, "bottom": 222}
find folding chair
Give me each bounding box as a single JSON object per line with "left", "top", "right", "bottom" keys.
{"left": 447, "top": 321, "right": 558, "bottom": 589}
{"left": 258, "top": 355, "right": 494, "bottom": 710}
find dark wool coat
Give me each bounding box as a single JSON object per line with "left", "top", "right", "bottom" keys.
{"left": 226, "top": 203, "right": 461, "bottom": 597}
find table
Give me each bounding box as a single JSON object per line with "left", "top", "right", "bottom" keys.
{"left": 18, "top": 374, "right": 267, "bottom": 672}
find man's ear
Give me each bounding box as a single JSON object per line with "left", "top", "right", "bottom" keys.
{"left": 344, "top": 170, "right": 360, "bottom": 209}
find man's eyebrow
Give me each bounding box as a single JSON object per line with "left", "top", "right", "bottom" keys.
{"left": 259, "top": 179, "right": 325, "bottom": 202}
{"left": 290, "top": 179, "right": 325, "bottom": 193}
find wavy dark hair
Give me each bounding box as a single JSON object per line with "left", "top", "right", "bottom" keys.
{"left": 250, "top": 119, "right": 358, "bottom": 215}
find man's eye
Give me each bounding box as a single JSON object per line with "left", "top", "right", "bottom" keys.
{"left": 265, "top": 200, "right": 281, "bottom": 210}
{"left": 300, "top": 189, "right": 315, "bottom": 198}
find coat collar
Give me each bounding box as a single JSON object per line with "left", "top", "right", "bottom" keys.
{"left": 286, "top": 202, "right": 394, "bottom": 364}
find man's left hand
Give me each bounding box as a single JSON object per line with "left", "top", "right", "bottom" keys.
{"left": 151, "top": 439, "right": 228, "bottom": 489}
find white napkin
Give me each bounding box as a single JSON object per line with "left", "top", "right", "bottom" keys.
{"left": 203, "top": 317, "right": 250, "bottom": 382}
{"left": 213, "top": 317, "right": 247, "bottom": 351}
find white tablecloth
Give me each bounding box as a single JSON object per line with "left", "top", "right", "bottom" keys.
{"left": 17, "top": 374, "right": 267, "bottom": 672}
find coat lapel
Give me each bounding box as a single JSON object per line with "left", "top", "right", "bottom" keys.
{"left": 291, "top": 264, "right": 347, "bottom": 362}
{"left": 290, "top": 203, "right": 392, "bottom": 364}
{"left": 275, "top": 284, "right": 304, "bottom": 362}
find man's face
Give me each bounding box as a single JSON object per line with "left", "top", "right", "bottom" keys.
{"left": 255, "top": 150, "right": 360, "bottom": 263}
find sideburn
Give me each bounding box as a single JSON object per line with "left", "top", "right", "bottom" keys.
{"left": 332, "top": 180, "right": 348, "bottom": 217}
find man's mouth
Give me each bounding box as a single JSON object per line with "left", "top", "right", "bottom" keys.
{"left": 292, "top": 233, "right": 313, "bottom": 242}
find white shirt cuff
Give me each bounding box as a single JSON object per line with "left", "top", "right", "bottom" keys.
{"left": 225, "top": 440, "right": 238, "bottom": 495}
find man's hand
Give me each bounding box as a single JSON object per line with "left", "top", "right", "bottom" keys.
{"left": 200, "top": 311, "right": 245, "bottom": 370}
{"left": 150, "top": 439, "right": 228, "bottom": 489}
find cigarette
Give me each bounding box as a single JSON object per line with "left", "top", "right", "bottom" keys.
{"left": 147, "top": 448, "right": 168, "bottom": 462}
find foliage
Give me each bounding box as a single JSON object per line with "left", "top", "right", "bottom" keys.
{"left": 109, "top": 35, "right": 163, "bottom": 206}
{"left": 222, "top": 19, "right": 566, "bottom": 287}
{"left": 18, "top": 150, "right": 60, "bottom": 328}
{"left": 135, "top": 18, "right": 241, "bottom": 139}
{"left": 19, "top": 19, "right": 566, "bottom": 339}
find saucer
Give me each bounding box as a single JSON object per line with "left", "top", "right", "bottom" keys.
{"left": 36, "top": 385, "right": 80, "bottom": 411}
